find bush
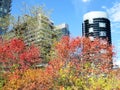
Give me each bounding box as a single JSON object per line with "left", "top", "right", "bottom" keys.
{"left": 1, "top": 36, "right": 120, "bottom": 90}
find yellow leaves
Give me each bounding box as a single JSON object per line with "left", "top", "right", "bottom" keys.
{"left": 2, "top": 64, "right": 120, "bottom": 90}
{"left": 82, "top": 75, "right": 120, "bottom": 90}
{"left": 2, "top": 69, "right": 53, "bottom": 90}
{"left": 60, "top": 86, "right": 65, "bottom": 90}
{"left": 0, "top": 36, "right": 119, "bottom": 90}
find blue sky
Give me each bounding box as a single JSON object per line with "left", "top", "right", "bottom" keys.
{"left": 11, "top": 0, "right": 120, "bottom": 65}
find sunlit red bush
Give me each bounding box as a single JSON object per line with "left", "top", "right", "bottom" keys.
{"left": 1, "top": 36, "right": 118, "bottom": 90}
{"left": 0, "top": 38, "right": 41, "bottom": 71}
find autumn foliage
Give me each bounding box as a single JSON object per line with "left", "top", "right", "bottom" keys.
{"left": 2, "top": 69, "right": 53, "bottom": 90}
{"left": 0, "top": 38, "right": 41, "bottom": 71}
{"left": 48, "top": 36, "right": 113, "bottom": 75}
{"left": 1, "top": 36, "right": 120, "bottom": 90}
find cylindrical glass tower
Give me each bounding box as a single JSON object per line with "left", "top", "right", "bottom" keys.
{"left": 82, "top": 11, "right": 111, "bottom": 44}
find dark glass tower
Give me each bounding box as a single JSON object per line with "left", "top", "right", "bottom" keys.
{"left": 0, "top": 0, "right": 11, "bottom": 34}
{"left": 82, "top": 11, "right": 111, "bottom": 44}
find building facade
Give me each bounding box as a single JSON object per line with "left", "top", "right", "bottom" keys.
{"left": 0, "top": 0, "right": 11, "bottom": 34}
{"left": 10, "top": 13, "right": 70, "bottom": 63}
{"left": 12, "top": 14, "right": 70, "bottom": 46}
{"left": 54, "top": 23, "right": 69, "bottom": 39}
{"left": 82, "top": 11, "right": 111, "bottom": 44}
{"left": 23, "top": 14, "right": 54, "bottom": 46}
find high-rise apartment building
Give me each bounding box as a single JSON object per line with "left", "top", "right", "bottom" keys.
{"left": 82, "top": 11, "right": 111, "bottom": 44}
{"left": 12, "top": 14, "right": 70, "bottom": 46}
{"left": 9, "top": 13, "right": 70, "bottom": 63}
{"left": 0, "top": 0, "right": 11, "bottom": 34}
{"left": 54, "top": 23, "right": 69, "bottom": 39}
{"left": 12, "top": 14, "right": 54, "bottom": 46}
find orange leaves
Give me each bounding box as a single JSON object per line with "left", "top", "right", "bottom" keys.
{"left": 52, "top": 36, "right": 114, "bottom": 76}
{"left": 59, "top": 86, "right": 64, "bottom": 90}
{"left": 46, "top": 59, "right": 64, "bottom": 77}
{"left": 0, "top": 36, "right": 116, "bottom": 90}
{"left": 3, "top": 69, "right": 53, "bottom": 90}
{"left": 0, "top": 38, "right": 41, "bottom": 71}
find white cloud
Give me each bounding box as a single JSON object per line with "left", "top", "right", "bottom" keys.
{"left": 82, "top": 0, "right": 91, "bottom": 3}
{"left": 102, "top": 2, "right": 120, "bottom": 33}
{"left": 102, "top": 6, "right": 107, "bottom": 9}
{"left": 103, "top": 2, "right": 120, "bottom": 22}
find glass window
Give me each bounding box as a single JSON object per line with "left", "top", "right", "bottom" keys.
{"left": 89, "top": 19, "right": 93, "bottom": 23}
{"left": 0, "top": 2, "right": 2, "bottom": 7}
{"left": 99, "top": 22, "right": 106, "bottom": 27}
{"left": 0, "top": 7, "right": 2, "bottom": 11}
{"left": 99, "top": 31, "right": 106, "bottom": 36}
{"left": 4, "top": 9, "right": 7, "bottom": 13}
{"left": 89, "top": 28, "right": 93, "bottom": 32}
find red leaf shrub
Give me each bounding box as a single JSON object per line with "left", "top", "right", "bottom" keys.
{"left": 0, "top": 38, "right": 41, "bottom": 71}
{"left": 47, "top": 36, "right": 114, "bottom": 77}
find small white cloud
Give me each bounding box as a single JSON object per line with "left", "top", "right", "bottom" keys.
{"left": 102, "top": 6, "right": 107, "bottom": 9}
{"left": 82, "top": 0, "right": 90, "bottom": 3}
{"left": 105, "top": 2, "right": 120, "bottom": 22}
{"left": 102, "top": 2, "right": 120, "bottom": 33}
